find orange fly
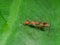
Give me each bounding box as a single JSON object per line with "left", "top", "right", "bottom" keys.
{"left": 24, "top": 20, "right": 50, "bottom": 30}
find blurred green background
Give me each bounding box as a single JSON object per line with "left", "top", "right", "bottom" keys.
{"left": 0, "top": 0, "right": 60, "bottom": 45}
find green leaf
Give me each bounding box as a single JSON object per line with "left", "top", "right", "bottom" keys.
{"left": 0, "top": 0, "right": 60, "bottom": 45}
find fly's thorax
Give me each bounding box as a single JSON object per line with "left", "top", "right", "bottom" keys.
{"left": 34, "top": 23, "right": 43, "bottom": 28}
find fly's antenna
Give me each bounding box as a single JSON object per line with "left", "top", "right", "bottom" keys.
{"left": 47, "top": 22, "right": 53, "bottom": 37}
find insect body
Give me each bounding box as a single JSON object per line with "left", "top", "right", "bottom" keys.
{"left": 24, "top": 20, "right": 50, "bottom": 31}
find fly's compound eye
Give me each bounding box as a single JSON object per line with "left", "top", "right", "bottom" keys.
{"left": 25, "top": 20, "right": 30, "bottom": 25}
